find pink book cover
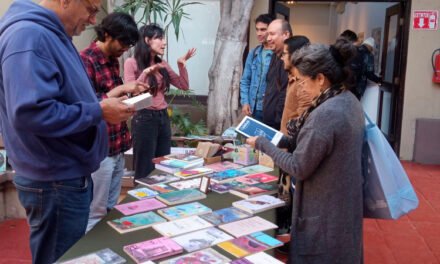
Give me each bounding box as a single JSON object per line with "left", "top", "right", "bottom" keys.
{"left": 237, "top": 173, "right": 278, "bottom": 185}
{"left": 123, "top": 237, "right": 183, "bottom": 263}
{"left": 204, "top": 161, "right": 243, "bottom": 172}
{"left": 114, "top": 198, "right": 166, "bottom": 215}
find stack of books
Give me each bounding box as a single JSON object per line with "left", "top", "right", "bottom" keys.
{"left": 155, "top": 153, "right": 204, "bottom": 173}
{"left": 232, "top": 195, "right": 285, "bottom": 214}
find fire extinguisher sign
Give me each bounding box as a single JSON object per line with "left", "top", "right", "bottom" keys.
{"left": 413, "top": 10, "right": 438, "bottom": 30}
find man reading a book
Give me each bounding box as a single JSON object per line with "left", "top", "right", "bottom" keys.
{"left": 80, "top": 12, "right": 147, "bottom": 232}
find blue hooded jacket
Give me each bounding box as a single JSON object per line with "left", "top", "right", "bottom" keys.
{"left": 0, "top": 0, "right": 108, "bottom": 181}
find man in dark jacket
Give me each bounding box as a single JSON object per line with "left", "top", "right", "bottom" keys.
{"left": 263, "top": 19, "right": 292, "bottom": 130}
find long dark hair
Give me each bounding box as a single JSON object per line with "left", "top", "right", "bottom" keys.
{"left": 134, "top": 24, "right": 170, "bottom": 96}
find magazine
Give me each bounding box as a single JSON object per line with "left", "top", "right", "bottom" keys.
{"left": 200, "top": 207, "right": 251, "bottom": 225}
{"left": 210, "top": 181, "right": 248, "bottom": 194}
{"left": 168, "top": 178, "right": 202, "bottom": 190}
{"left": 127, "top": 187, "right": 158, "bottom": 200}
{"left": 57, "top": 248, "right": 126, "bottom": 264}
{"left": 204, "top": 161, "right": 243, "bottom": 172}
{"left": 107, "top": 211, "right": 166, "bottom": 234}
{"left": 174, "top": 167, "right": 213, "bottom": 179}
{"left": 230, "top": 252, "right": 284, "bottom": 264}
{"left": 156, "top": 189, "right": 207, "bottom": 205}
{"left": 158, "top": 248, "right": 230, "bottom": 264}
{"left": 148, "top": 183, "right": 176, "bottom": 194}
{"left": 209, "top": 169, "right": 247, "bottom": 183}
{"left": 114, "top": 198, "right": 166, "bottom": 215}
{"left": 171, "top": 227, "right": 233, "bottom": 252}
{"left": 229, "top": 183, "right": 277, "bottom": 199}
{"left": 157, "top": 202, "right": 212, "bottom": 220}
{"left": 235, "top": 116, "right": 283, "bottom": 145}
{"left": 232, "top": 195, "right": 285, "bottom": 214}
{"left": 123, "top": 237, "right": 183, "bottom": 263}
{"left": 219, "top": 216, "right": 278, "bottom": 238}
{"left": 217, "top": 236, "right": 268, "bottom": 258}
{"left": 237, "top": 165, "right": 273, "bottom": 175}
{"left": 152, "top": 216, "right": 213, "bottom": 237}
{"left": 235, "top": 173, "right": 278, "bottom": 185}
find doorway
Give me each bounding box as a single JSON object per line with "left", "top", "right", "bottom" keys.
{"left": 269, "top": 0, "right": 411, "bottom": 153}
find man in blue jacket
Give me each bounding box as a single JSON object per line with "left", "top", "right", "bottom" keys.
{"left": 240, "top": 14, "right": 274, "bottom": 122}
{"left": 0, "top": 1, "right": 146, "bottom": 263}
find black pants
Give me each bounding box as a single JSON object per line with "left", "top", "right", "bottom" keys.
{"left": 132, "top": 108, "right": 171, "bottom": 179}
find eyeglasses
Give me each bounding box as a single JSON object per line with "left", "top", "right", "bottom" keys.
{"left": 81, "top": 0, "right": 100, "bottom": 18}
{"left": 293, "top": 76, "right": 310, "bottom": 87}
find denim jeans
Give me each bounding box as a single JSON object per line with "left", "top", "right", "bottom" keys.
{"left": 13, "top": 175, "right": 92, "bottom": 264}
{"left": 86, "top": 153, "right": 125, "bottom": 232}
{"left": 252, "top": 110, "right": 263, "bottom": 122}
{"left": 132, "top": 108, "right": 171, "bottom": 179}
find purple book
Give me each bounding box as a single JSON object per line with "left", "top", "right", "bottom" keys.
{"left": 123, "top": 237, "right": 183, "bottom": 263}
{"left": 114, "top": 198, "right": 166, "bottom": 215}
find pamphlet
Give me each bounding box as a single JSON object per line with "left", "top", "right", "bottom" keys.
{"left": 235, "top": 116, "right": 283, "bottom": 145}
{"left": 107, "top": 211, "right": 166, "bottom": 234}
{"left": 152, "top": 215, "right": 213, "bottom": 237}
{"left": 56, "top": 248, "right": 126, "bottom": 264}
{"left": 171, "top": 227, "right": 233, "bottom": 252}
{"left": 158, "top": 248, "right": 230, "bottom": 264}
{"left": 200, "top": 207, "right": 251, "bottom": 225}
{"left": 219, "top": 216, "right": 278, "bottom": 238}
{"left": 123, "top": 236, "right": 183, "bottom": 263}
{"left": 114, "top": 198, "right": 166, "bottom": 215}
{"left": 157, "top": 202, "right": 212, "bottom": 220}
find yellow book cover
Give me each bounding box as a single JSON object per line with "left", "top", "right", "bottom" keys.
{"left": 217, "top": 241, "right": 249, "bottom": 258}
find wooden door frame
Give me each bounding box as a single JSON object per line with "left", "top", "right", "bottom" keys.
{"left": 270, "top": 0, "right": 411, "bottom": 154}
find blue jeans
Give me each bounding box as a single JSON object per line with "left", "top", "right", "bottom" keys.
{"left": 13, "top": 175, "right": 92, "bottom": 264}
{"left": 87, "top": 154, "right": 125, "bottom": 232}
{"left": 252, "top": 110, "right": 263, "bottom": 122}
{"left": 132, "top": 108, "right": 171, "bottom": 179}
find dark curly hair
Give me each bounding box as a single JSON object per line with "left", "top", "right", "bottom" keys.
{"left": 95, "top": 12, "right": 138, "bottom": 47}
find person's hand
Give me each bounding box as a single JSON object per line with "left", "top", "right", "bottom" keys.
{"left": 106, "top": 82, "right": 149, "bottom": 98}
{"left": 177, "top": 48, "right": 196, "bottom": 66}
{"left": 242, "top": 104, "right": 252, "bottom": 116}
{"left": 143, "top": 63, "right": 164, "bottom": 75}
{"left": 246, "top": 136, "right": 259, "bottom": 148}
{"left": 100, "top": 97, "right": 135, "bottom": 124}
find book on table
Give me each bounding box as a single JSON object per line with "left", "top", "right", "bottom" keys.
{"left": 230, "top": 252, "right": 284, "bottom": 264}
{"left": 228, "top": 183, "right": 277, "bottom": 199}
{"left": 219, "top": 216, "right": 278, "bottom": 238}
{"left": 127, "top": 187, "right": 158, "bottom": 200}
{"left": 173, "top": 167, "right": 213, "bottom": 179}
{"left": 114, "top": 198, "right": 166, "bottom": 215}
{"left": 210, "top": 181, "right": 248, "bottom": 194}
{"left": 154, "top": 163, "right": 182, "bottom": 174}
{"left": 168, "top": 177, "right": 201, "bottom": 190}
{"left": 152, "top": 215, "right": 213, "bottom": 237}
{"left": 158, "top": 248, "right": 230, "bottom": 264}
{"left": 123, "top": 236, "right": 183, "bottom": 263}
{"left": 199, "top": 207, "right": 251, "bottom": 225}
{"left": 157, "top": 202, "right": 212, "bottom": 220}
{"left": 156, "top": 189, "right": 206, "bottom": 205}
{"left": 235, "top": 173, "right": 278, "bottom": 185}
{"left": 107, "top": 211, "right": 166, "bottom": 234}
{"left": 204, "top": 161, "right": 244, "bottom": 172}
{"left": 135, "top": 173, "right": 180, "bottom": 186}
{"left": 237, "top": 165, "right": 273, "bottom": 175}
{"left": 165, "top": 153, "right": 204, "bottom": 163}
{"left": 160, "top": 158, "right": 204, "bottom": 169}
{"left": 209, "top": 169, "right": 247, "bottom": 184}
{"left": 232, "top": 195, "right": 285, "bottom": 214}
{"left": 171, "top": 227, "right": 233, "bottom": 252}
{"left": 56, "top": 248, "right": 126, "bottom": 264}
{"left": 148, "top": 183, "right": 176, "bottom": 194}
{"left": 217, "top": 232, "right": 283, "bottom": 258}
{"left": 235, "top": 115, "right": 284, "bottom": 145}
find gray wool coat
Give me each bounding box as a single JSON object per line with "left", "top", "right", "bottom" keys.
{"left": 256, "top": 91, "right": 364, "bottom": 264}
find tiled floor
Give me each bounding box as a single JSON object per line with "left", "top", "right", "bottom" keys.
{"left": 1, "top": 161, "right": 439, "bottom": 263}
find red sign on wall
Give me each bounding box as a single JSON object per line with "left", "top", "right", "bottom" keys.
{"left": 413, "top": 10, "right": 438, "bottom": 30}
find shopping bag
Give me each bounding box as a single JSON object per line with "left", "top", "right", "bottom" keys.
{"left": 362, "top": 114, "right": 419, "bottom": 219}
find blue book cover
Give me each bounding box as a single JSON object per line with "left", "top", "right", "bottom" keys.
{"left": 210, "top": 169, "right": 247, "bottom": 183}
{"left": 200, "top": 207, "right": 251, "bottom": 225}
{"left": 249, "top": 232, "right": 283, "bottom": 247}
{"left": 157, "top": 202, "right": 212, "bottom": 220}
{"left": 235, "top": 116, "right": 283, "bottom": 145}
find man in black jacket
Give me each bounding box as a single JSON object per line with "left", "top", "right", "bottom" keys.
{"left": 263, "top": 19, "right": 292, "bottom": 130}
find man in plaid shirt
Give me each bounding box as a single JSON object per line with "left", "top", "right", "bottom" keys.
{"left": 80, "top": 12, "right": 144, "bottom": 231}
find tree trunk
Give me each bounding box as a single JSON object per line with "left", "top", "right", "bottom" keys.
{"left": 207, "top": 0, "right": 254, "bottom": 135}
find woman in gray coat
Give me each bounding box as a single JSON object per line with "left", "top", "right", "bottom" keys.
{"left": 247, "top": 38, "right": 364, "bottom": 264}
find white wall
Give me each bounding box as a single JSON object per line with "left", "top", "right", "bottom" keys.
{"left": 249, "top": 0, "right": 270, "bottom": 50}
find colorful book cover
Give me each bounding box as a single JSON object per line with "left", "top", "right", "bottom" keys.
{"left": 114, "top": 198, "right": 166, "bottom": 215}
{"left": 148, "top": 183, "right": 176, "bottom": 193}
{"left": 237, "top": 165, "right": 273, "bottom": 175}
{"left": 127, "top": 187, "right": 158, "bottom": 200}
{"left": 165, "top": 153, "right": 204, "bottom": 162}
{"left": 154, "top": 163, "right": 182, "bottom": 174}
{"left": 158, "top": 248, "right": 230, "bottom": 264}
{"left": 232, "top": 195, "right": 285, "bottom": 214}
{"left": 157, "top": 202, "right": 212, "bottom": 220}
{"left": 249, "top": 232, "right": 283, "bottom": 248}
{"left": 204, "top": 161, "right": 243, "bottom": 172}
{"left": 152, "top": 215, "right": 213, "bottom": 237}
{"left": 174, "top": 167, "right": 213, "bottom": 178}
{"left": 210, "top": 181, "right": 247, "bottom": 194}
{"left": 200, "top": 207, "right": 251, "bottom": 225}
{"left": 219, "top": 216, "right": 278, "bottom": 238}
{"left": 135, "top": 173, "right": 180, "bottom": 186}
{"left": 57, "top": 248, "right": 126, "bottom": 264}
{"left": 218, "top": 235, "right": 268, "bottom": 258}
{"left": 156, "top": 189, "right": 206, "bottom": 205}
{"left": 107, "top": 211, "right": 166, "bottom": 234}
{"left": 230, "top": 252, "right": 284, "bottom": 264}
{"left": 161, "top": 159, "right": 204, "bottom": 169}
{"left": 123, "top": 237, "right": 183, "bottom": 263}
{"left": 229, "top": 183, "right": 277, "bottom": 199}
{"left": 209, "top": 169, "right": 247, "bottom": 183}
{"left": 236, "top": 173, "right": 278, "bottom": 185}
{"left": 171, "top": 227, "right": 233, "bottom": 252}
{"left": 169, "top": 178, "right": 201, "bottom": 190}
